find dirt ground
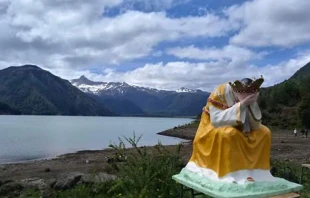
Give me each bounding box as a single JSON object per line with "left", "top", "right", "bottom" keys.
{"left": 158, "top": 126, "right": 310, "bottom": 164}
{"left": 0, "top": 127, "right": 309, "bottom": 182}
{"left": 0, "top": 144, "right": 187, "bottom": 182}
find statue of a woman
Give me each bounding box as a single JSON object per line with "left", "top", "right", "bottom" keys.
{"left": 173, "top": 77, "right": 303, "bottom": 197}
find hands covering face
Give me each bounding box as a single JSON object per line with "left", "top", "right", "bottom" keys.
{"left": 237, "top": 92, "right": 259, "bottom": 106}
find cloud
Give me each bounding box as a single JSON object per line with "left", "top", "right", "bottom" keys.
{"left": 226, "top": 0, "right": 310, "bottom": 47}
{"left": 60, "top": 50, "right": 310, "bottom": 92}
{"left": 0, "top": 0, "right": 235, "bottom": 71}
{"left": 0, "top": 0, "right": 309, "bottom": 92}
{"left": 166, "top": 45, "right": 266, "bottom": 62}
{"left": 112, "top": 0, "right": 189, "bottom": 12}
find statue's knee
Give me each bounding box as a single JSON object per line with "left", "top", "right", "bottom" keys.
{"left": 221, "top": 128, "right": 238, "bottom": 139}
{"left": 261, "top": 126, "right": 271, "bottom": 137}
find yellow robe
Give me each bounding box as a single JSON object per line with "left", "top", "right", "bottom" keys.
{"left": 189, "top": 83, "right": 271, "bottom": 178}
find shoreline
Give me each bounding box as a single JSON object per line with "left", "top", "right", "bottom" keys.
{"left": 0, "top": 114, "right": 197, "bottom": 119}
{"left": 2, "top": 125, "right": 309, "bottom": 180}
{"left": 0, "top": 124, "right": 309, "bottom": 197}
{"left": 0, "top": 139, "right": 186, "bottom": 165}
{"left": 157, "top": 125, "right": 310, "bottom": 164}
{"left": 0, "top": 143, "right": 192, "bottom": 181}
{"left": 1, "top": 125, "right": 309, "bottom": 176}
{"left": 0, "top": 156, "right": 57, "bottom": 165}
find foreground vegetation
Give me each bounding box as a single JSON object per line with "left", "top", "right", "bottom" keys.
{"left": 20, "top": 134, "right": 309, "bottom": 198}
{"left": 23, "top": 134, "right": 192, "bottom": 198}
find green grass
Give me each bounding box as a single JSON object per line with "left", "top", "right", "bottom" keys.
{"left": 55, "top": 134, "right": 195, "bottom": 198}
{"left": 271, "top": 160, "right": 310, "bottom": 197}
{"left": 19, "top": 188, "right": 41, "bottom": 198}
{"left": 38, "top": 134, "right": 310, "bottom": 198}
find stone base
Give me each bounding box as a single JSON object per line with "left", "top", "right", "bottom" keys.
{"left": 173, "top": 169, "right": 303, "bottom": 198}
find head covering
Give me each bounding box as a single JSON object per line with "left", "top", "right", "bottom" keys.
{"left": 229, "top": 76, "right": 264, "bottom": 93}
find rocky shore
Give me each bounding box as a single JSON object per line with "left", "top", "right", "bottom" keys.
{"left": 0, "top": 125, "right": 309, "bottom": 197}
{"left": 0, "top": 148, "right": 119, "bottom": 197}
{"left": 0, "top": 144, "right": 191, "bottom": 197}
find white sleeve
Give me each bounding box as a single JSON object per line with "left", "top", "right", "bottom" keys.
{"left": 209, "top": 102, "right": 247, "bottom": 127}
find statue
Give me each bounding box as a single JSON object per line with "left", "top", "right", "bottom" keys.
{"left": 173, "top": 77, "right": 303, "bottom": 197}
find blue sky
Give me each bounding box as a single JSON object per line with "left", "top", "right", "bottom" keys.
{"left": 0, "top": 0, "right": 310, "bottom": 91}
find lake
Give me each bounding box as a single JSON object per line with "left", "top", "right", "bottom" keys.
{"left": 0, "top": 116, "right": 193, "bottom": 163}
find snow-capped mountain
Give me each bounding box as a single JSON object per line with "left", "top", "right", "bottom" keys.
{"left": 72, "top": 76, "right": 202, "bottom": 95}
{"left": 73, "top": 81, "right": 132, "bottom": 94}
{"left": 175, "top": 87, "right": 202, "bottom": 93}
{"left": 71, "top": 76, "right": 210, "bottom": 116}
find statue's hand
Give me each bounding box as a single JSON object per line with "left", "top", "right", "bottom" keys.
{"left": 240, "top": 93, "right": 259, "bottom": 106}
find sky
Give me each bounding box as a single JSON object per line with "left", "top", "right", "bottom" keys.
{"left": 0, "top": 0, "right": 310, "bottom": 91}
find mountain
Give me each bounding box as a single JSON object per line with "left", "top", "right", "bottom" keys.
{"left": 86, "top": 93, "right": 145, "bottom": 116}
{"left": 0, "top": 101, "right": 21, "bottom": 115}
{"left": 71, "top": 76, "right": 210, "bottom": 116}
{"left": 290, "top": 61, "right": 310, "bottom": 80}
{"left": 258, "top": 61, "right": 310, "bottom": 129}
{"left": 175, "top": 87, "right": 203, "bottom": 93}
{"left": 0, "top": 65, "right": 113, "bottom": 116}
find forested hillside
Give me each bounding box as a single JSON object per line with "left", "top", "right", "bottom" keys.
{"left": 258, "top": 62, "right": 310, "bottom": 129}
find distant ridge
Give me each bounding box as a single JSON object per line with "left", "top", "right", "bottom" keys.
{"left": 0, "top": 65, "right": 113, "bottom": 116}
{"left": 71, "top": 76, "right": 210, "bottom": 116}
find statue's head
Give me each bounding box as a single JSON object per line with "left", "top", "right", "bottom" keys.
{"left": 229, "top": 76, "right": 264, "bottom": 93}
{"left": 229, "top": 76, "right": 264, "bottom": 101}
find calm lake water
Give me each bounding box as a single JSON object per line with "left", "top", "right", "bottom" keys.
{"left": 0, "top": 116, "right": 193, "bottom": 163}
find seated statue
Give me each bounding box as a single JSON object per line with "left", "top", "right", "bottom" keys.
{"left": 173, "top": 77, "right": 303, "bottom": 197}
{"left": 187, "top": 77, "right": 273, "bottom": 184}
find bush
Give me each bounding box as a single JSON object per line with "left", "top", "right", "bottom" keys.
{"left": 106, "top": 133, "right": 185, "bottom": 198}
{"left": 57, "top": 134, "right": 193, "bottom": 198}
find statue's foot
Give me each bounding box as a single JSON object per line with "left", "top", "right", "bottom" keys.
{"left": 247, "top": 177, "right": 254, "bottom": 182}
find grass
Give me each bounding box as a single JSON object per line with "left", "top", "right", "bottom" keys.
{"left": 53, "top": 158, "right": 310, "bottom": 198}
{"left": 24, "top": 133, "right": 310, "bottom": 198}
{"left": 271, "top": 160, "right": 310, "bottom": 197}
{"left": 55, "top": 133, "right": 195, "bottom": 198}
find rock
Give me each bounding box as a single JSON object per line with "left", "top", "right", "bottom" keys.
{"left": 53, "top": 173, "right": 82, "bottom": 190}
{"left": 47, "top": 179, "right": 57, "bottom": 189}
{"left": 20, "top": 178, "right": 45, "bottom": 189}
{"left": 44, "top": 168, "right": 51, "bottom": 172}
{"left": 79, "top": 172, "right": 116, "bottom": 184}
{"left": 20, "top": 178, "right": 54, "bottom": 198}
{"left": 0, "top": 180, "right": 13, "bottom": 187}
{"left": 0, "top": 182, "right": 23, "bottom": 197}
